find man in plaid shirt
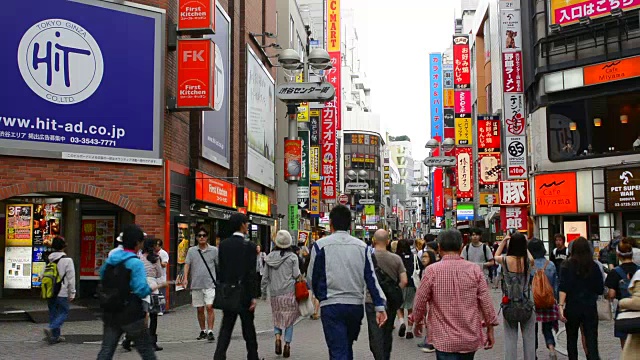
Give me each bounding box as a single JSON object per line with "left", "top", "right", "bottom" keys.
{"left": 410, "top": 229, "right": 498, "bottom": 359}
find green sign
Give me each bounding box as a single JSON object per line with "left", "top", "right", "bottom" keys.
{"left": 288, "top": 204, "right": 299, "bottom": 231}
{"left": 298, "top": 131, "right": 309, "bottom": 187}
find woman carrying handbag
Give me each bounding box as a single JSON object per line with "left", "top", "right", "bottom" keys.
{"left": 261, "top": 230, "right": 301, "bottom": 358}
{"left": 618, "top": 268, "right": 640, "bottom": 359}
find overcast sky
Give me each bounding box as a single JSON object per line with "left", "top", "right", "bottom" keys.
{"left": 342, "top": 0, "right": 459, "bottom": 161}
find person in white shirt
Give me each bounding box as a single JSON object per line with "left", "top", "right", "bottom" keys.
{"left": 155, "top": 239, "right": 170, "bottom": 315}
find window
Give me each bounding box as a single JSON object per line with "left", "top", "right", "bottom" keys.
{"left": 547, "top": 91, "right": 640, "bottom": 162}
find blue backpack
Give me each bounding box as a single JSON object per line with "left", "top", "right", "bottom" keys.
{"left": 614, "top": 265, "right": 638, "bottom": 299}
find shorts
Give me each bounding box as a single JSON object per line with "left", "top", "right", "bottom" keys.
{"left": 402, "top": 287, "right": 416, "bottom": 310}
{"left": 191, "top": 288, "right": 215, "bottom": 307}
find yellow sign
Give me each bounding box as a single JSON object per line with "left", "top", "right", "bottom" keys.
{"left": 6, "top": 204, "right": 34, "bottom": 247}
{"left": 310, "top": 146, "right": 320, "bottom": 181}
{"left": 479, "top": 193, "right": 498, "bottom": 206}
{"left": 310, "top": 109, "right": 320, "bottom": 117}
{"left": 327, "top": 0, "right": 340, "bottom": 52}
{"left": 246, "top": 189, "right": 270, "bottom": 216}
{"left": 295, "top": 74, "right": 309, "bottom": 122}
{"left": 444, "top": 89, "right": 454, "bottom": 108}
{"left": 454, "top": 118, "right": 473, "bottom": 145}
{"left": 364, "top": 205, "right": 376, "bottom": 216}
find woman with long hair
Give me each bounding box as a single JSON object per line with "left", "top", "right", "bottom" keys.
{"left": 417, "top": 249, "right": 437, "bottom": 353}
{"left": 261, "top": 230, "right": 301, "bottom": 358}
{"left": 138, "top": 237, "right": 165, "bottom": 351}
{"left": 559, "top": 237, "right": 604, "bottom": 360}
{"left": 495, "top": 232, "right": 535, "bottom": 360}
{"left": 605, "top": 237, "right": 639, "bottom": 348}
{"left": 396, "top": 239, "right": 422, "bottom": 340}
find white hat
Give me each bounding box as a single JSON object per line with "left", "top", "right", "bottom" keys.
{"left": 274, "top": 230, "right": 293, "bottom": 249}
{"left": 116, "top": 231, "right": 147, "bottom": 243}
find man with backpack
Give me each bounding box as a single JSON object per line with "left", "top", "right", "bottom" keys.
{"left": 42, "top": 236, "right": 76, "bottom": 345}
{"left": 97, "top": 225, "right": 162, "bottom": 360}
{"left": 461, "top": 228, "right": 494, "bottom": 282}
{"left": 605, "top": 237, "right": 639, "bottom": 348}
{"left": 366, "top": 229, "right": 407, "bottom": 360}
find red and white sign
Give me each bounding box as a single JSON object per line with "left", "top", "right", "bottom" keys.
{"left": 453, "top": 35, "right": 470, "bottom": 88}
{"left": 499, "top": 180, "right": 530, "bottom": 206}
{"left": 456, "top": 147, "right": 474, "bottom": 201}
{"left": 195, "top": 171, "right": 237, "bottom": 208}
{"left": 321, "top": 96, "right": 337, "bottom": 202}
{"left": 284, "top": 139, "right": 302, "bottom": 181}
{"left": 177, "top": 0, "right": 215, "bottom": 34}
{"left": 500, "top": 206, "right": 528, "bottom": 232}
{"left": 502, "top": 52, "right": 523, "bottom": 93}
{"left": 503, "top": 93, "right": 525, "bottom": 136}
{"left": 478, "top": 153, "right": 501, "bottom": 185}
{"left": 477, "top": 118, "right": 501, "bottom": 151}
{"left": 177, "top": 39, "right": 215, "bottom": 110}
{"left": 454, "top": 90, "right": 471, "bottom": 115}
{"left": 338, "top": 194, "right": 349, "bottom": 205}
{"left": 433, "top": 168, "right": 444, "bottom": 217}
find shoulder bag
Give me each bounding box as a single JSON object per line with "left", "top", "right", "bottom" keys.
{"left": 411, "top": 254, "right": 421, "bottom": 287}
{"left": 212, "top": 242, "right": 246, "bottom": 313}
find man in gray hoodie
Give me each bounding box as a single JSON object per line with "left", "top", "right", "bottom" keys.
{"left": 44, "top": 236, "right": 76, "bottom": 344}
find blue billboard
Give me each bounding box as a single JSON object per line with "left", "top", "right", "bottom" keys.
{"left": 0, "top": 0, "right": 164, "bottom": 165}
{"left": 429, "top": 53, "right": 443, "bottom": 141}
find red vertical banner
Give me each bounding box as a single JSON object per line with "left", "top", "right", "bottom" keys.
{"left": 455, "top": 147, "right": 474, "bottom": 201}
{"left": 80, "top": 219, "right": 96, "bottom": 278}
{"left": 326, "top": 0, "right": 341, "bottom": 130}
{"left": 433, "top": 169, "right": 444, "bottom": 217}
{"left": 453, "top": 35, "right": 471, "bottom": 89}
{"left": 321, "top": 97, "right": 337, "bottom": 202}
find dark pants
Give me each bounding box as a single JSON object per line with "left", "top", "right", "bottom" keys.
{"left": 435, "top": 350, "right": 476, "bottom": 360}
{"left": 149, "top": 313, "right": 158, "bottom": 337}
{"left": 97, "top": 319, "right": 156, "bottom": 360}
{"left": 365, "top": 303, "right": 396, "bottom": 360}
{"left": 321, "top": 304, "right": 365, "bottom": 360}
{"left": 566, "top": 305, "right": 600, "bottom": 360}
{"left": 535, "top": 321, "right": 556, "bottom": 350}
{"left": 47, "top": 297, "right": 69, "bottom": 339}
{"left": 214, "top": 310, "right": 259, "bottom": 360}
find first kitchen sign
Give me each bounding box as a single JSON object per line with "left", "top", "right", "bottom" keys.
{"left": 177, "top": 39, "right": 216, "bottom": 110}
{"left": 178, "top": 0, "right": 215, "bottom": 34}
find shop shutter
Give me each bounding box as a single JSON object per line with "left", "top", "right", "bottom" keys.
{"left": 170, "top": 194, "right": 181, "bottom": 212}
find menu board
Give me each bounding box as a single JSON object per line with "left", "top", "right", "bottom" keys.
{"left": 4, "top": 247, "right": 32, "bottom": 289}
{"left": 80, "top": 216, "right": 116, "bottom": 279}
{"left": 6, "top": 204, "right": 33, "bottom": 246}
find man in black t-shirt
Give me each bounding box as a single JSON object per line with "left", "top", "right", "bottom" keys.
{"left": 550, "top": 234, "right": 569, "bottom": 274}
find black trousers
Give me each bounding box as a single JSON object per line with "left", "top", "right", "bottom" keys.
{"left": 565, "top": 304, "right": 600, "bottom": 360}
{"left": 365, "top": 303, "right": 396, "bottom": 360}
{"left": 214, "top": 309, "right": 259, "bottom": 360}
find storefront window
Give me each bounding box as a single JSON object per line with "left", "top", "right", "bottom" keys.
{"left": 548, "top": 92, "right": 640, "bottom": 161}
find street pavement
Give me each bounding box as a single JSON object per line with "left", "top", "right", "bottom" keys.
{"left": 0, "top": 289, "right": 624, "bottom": 359}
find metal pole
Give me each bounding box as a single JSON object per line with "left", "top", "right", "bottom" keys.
{"left": 287, "top": 104, "right": 299, "bottom": 235}
{"left": 426, "top": 165, "right": 432, "bottom": 234}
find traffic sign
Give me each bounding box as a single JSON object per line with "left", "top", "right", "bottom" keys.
{"left": 276, "top": 82, "right": 336, "bottom": 102}
{"left": 424, "top": 156, "right": 456, "bottom": 167}
{"left": 346, "top": 182, "right": 369, "bottom": 191}
{"left": 359, "top": 199, "right": 375, "bottom": 205}
{"left": 338, "top": 194, "right": 349, "bottom": 205}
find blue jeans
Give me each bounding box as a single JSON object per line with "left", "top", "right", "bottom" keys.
{"left": 274, "top": 326, "right": 294, "bottom": 343}
{"left": 435, "top": 350, "right": 476, "bottom": 360}
{"left": 321, "top": 304, "right": 364, "bottom": 360}
{"left": 47, "top": 297, "right": 69, "bottom": 339}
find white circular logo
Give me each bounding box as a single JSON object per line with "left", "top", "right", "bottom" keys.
{"left": 17, "top": 19, "right": 104, "bottom": 105}
{"left": 213, "top": 43, "right": 224, "bottom": 111}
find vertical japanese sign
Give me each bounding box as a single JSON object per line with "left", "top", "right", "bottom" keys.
{"left": 288, "top": 204, "right": 299, "bottom": 231}
{"left": 321, "top": 106, "right": 337, "bottom": 202}
{"left": 453, "top": 35, "right": 471, "bottom": 89}
{"left": 176, "top": 39, "right": 215, "bottom": 110}
{"left": 429, "top": 53, "right": 444, "bottom": 141}
{"left": 298, "top": 130, "right": 310, "bottom": 210}
{"left": 456, "top": 147, "right": 474, "bottom": 202}
{"left": 309, "top": 110, "right": 321, "bottom": 181}
{"left": 326, "top": 0, "right": 342, "bottom": 130}
{"left": 310, "top": 184, "right": 321, "bottom": 216}
{"left": 500, "top": 0, "right": 528, "bottom": 180}
{"left": 177, "top": 0, "right": 215, "bottom": 34}
{"left": 443, "top": 63, "right": 455, "bottom": 128}
{"left": 478, "top": 116, "right": 501, "bottom": 200}
{"left": 500, "top": 206, "right": 528, "bottom": 232}
{"left": 295, "top": 73, "right": 309, "bottom": 122}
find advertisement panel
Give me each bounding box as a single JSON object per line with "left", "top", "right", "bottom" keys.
{"left": 500, "top": 206, "right": 528, "bottom": 232}
{"left": 201, "top": 4, "right": 231, "bottom": 167}
{"left": 606, "top": 167, "right": 640, "bottom": 211}
{"left": 457, "top": 204, "right": 474, "bottom": 221}
{"left": 80, "top": 216, "right": 116, "bottom": 279}
{"left": 455, "top": 118, "right": 473, "bottom": 145}
{"left": 177, "top": 0, "right": 214, "bottom": 33}
{"left": 429, "top": 53, "right": 444, "bottom": 141}
{"left": 477, "top": 117, "right": 501, "bottom": 151}
{"left": 549, "top": 0, "right": 640, "bottom": 26}
{"left": 499, "top": 180, "right": 530, "bottom": 206}
{"left": 500, "top": 9, "right": 522, "bottom": 51}
{"left": 6, "top": 204, "right": 33, "bottom": 247}
{"left": 195, "top": 170, "right": 237, "bottom": 208}
{"left": 310, "top": 184, "right": 321, "bottom": 216}
{"left": 244, "top": 189, "right": 271, "bottom": 216}
{"left": 246, "top": 45, "right": 276, "bottom": 188}
{"left": 478, "top": 153, "right": 501, "bottom": 186}
{"left": 453, "top": 35, "right": 471, "bottom": 88}
{"left": 32, "top": 200, "right": 63, "bottom": 247}
{"left": 310, "top": 146, "right": 320, "bottom": 181}
{"left": 0, "top": 0, "right": 164, "bottom": 165}
{"left": 505, "top": 136, "right": 528, "bottom": 178}
{"left": 177, "top": 39, "right": 215, "bottom": 109}
{"left": 583, "top": 55, "right": 640, "bottom": 86}
{"left": 444, "top": 109, "right": 455, "bottom": 128}
{"left": 298, "top": 130, "right": 310, "bottom": 209}
{"left": 321, "top": 86, "right": 337, "bottom": 202}
{"left": 534, "top": 172, "right": 578, "bottom": 214}
{"left": 456, "top": 147, "right": 474, "bottom": 201}
{"left": 4, "top": 247, "right": 32, "bottom": 289}
{"left": 284, "top": 139, "right": 302, "bottom": 181}
{"left": 326, "top": 0, "right": 342, "bottom": 130}
{"left": 454, "top": 90, "right": 472, "bottom": 115}
{"left": 502, "top": 52, "right": 523, "bottom": 93}
{"left": 503, "top": 93, "right": 526, "bottom": 136}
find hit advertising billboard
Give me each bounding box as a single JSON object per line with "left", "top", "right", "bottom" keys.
{"left": 0, "top": 0, "right": 164, "bottom": 165}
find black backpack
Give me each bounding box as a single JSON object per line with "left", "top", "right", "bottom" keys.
{"left": 98, "top": 258, "right": 134, "bottom": 312}
{"left": 372, "top": 254, "right": 403, "bottom": 311}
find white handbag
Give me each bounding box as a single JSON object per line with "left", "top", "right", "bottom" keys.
{"left": 411, "top": 254, "right": 421, "bottom": 287}
{"left": 298, "top": 296, "right": 314, "bottom": 317}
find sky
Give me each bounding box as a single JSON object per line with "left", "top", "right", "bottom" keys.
{"left": 341, "top": 0, "right": 459, "bottom": 162}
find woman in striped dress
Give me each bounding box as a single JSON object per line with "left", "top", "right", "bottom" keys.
{"left": 261, "top": 230, "right": 301, "bottom": 358}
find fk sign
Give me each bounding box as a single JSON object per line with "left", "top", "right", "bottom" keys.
{"left": 177, "top": 39, "right": 215, "bottom": 110}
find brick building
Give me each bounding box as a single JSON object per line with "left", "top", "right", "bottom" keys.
{"left": 0, "top": 0, "right": 278, "bottom": 307}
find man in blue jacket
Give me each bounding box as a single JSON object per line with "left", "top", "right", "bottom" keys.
{"left": 307, "top": 205, "right": 387, "bottom": 359}
{"left": 97, "top": 225, "right": 161, "bottom": 360}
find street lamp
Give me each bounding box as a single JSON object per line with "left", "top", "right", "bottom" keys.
{"left": 347, "top": 169, "right": 368, "bottom": 182}
{"left": 424, "top": 137, "right": 456, "bottom": 230}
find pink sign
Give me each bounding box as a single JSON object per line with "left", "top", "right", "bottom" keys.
{"left": 454, "top": 90, "right": 471, "bottom": 115}
{"left": 553, "top": 0, "right": 640, "bottom": 26}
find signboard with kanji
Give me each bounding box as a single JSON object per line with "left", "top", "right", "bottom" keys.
{"left": 499, "top": 180, "right": 530, "bottom": 206}
{"left": 500, "top": 206, "right": 528, "bottom": 232}
{"left": 321, "top": 102, "right": 337, "bottom": 202}
{"left": 456, "top": 147, "right": 474, "bottom": 201}
{"left": 453, "top": 35, "right": 470, "bottom": 88}
{"left": 430, "top": 53, "right": 444, "bottom": 141}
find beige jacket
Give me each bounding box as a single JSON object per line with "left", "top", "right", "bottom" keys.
{"left": 620, "top": 273, "right": 640, "bottom": 360}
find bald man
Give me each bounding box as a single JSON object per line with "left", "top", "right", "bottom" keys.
{"left": 366, "top": 230, "right": 408, "bottom": 360}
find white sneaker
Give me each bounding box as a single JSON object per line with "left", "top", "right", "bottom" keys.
{"left": 158, "top": 312, "right": 164, "bottom": 316}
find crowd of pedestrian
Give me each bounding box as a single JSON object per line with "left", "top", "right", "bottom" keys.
{"left": 38, "top": 203, "right": 640, "bottom": 360}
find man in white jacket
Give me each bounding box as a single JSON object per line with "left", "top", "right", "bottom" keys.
{"left": 44, "top": 236, "right": 76, "bottom": 344}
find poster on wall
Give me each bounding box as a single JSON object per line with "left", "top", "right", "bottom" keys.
{"left": 31, "top": 245, "right": 47, "bottom": 287}
{"left": 33, "top": 200, "right": 63, "bottom": 246}
{"left": 6, "top": 204, "right": 33, "bottom": 247}
{"left": 246, "top": 45, "right": 276, "bottom": 188}
{"left": 80, "top": 216, "right": 116, "bottom": 280}
{"left": 202, "top": 4, "right": 231, "bottom": 168}
{"left": 4, "top": 246, "right": 32, "bottom": 289}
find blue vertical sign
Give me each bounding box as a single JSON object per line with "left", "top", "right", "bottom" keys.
{"left": 429, "top": 53, "right": 444, "bottom": 142}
